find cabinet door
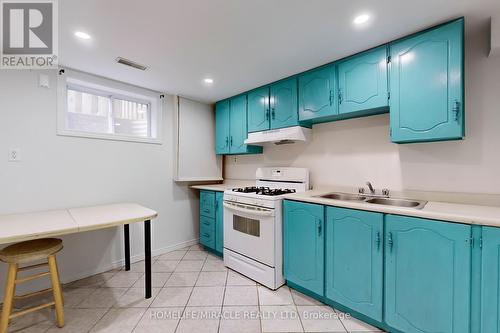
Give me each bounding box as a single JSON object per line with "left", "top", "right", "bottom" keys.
{"left": 247, "top": 86, "right": 270, "bottom": 133}
{"left": 229, "top": 94, "right": 249, "bottom": 154}
{"left": 338, "top": 46, "right": 388, "bottom": 115}
{"left": 325, "top": 207, "right": 383, "bottom": 321}
{"left": 385, "top": 215, "right": 471, "bottom": 333}
{"left": 200, "top": 190, "right": 215, "bottom": 218}
{"left": 298, "top": 65, "right": 337, "bottom": 121}
{"left": 283, "top": 200, "right": 324, "bottom": 296}
{"left": 390, "top": 19, "right": 464, "bottom": 143}
{"left": 270, "top": 78, "right": 298, "bottom": 129}
{"left": 215, "top": 192, "right": 224, "bottom": 254}
{"left": 215, "top": 100, "right": 230, "bottom": 154}
{"left": 480, "top": 227, "right": 500, "bottom": 332}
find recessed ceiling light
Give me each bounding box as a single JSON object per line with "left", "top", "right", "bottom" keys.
{"left": 74, "top": 31, "right": 91, "bottom": 40}
{"left": 353, "top": 14, "right": 370, "bottom": 25}
{"left": 204, "top": 78, "right": 214, "bottom": 84}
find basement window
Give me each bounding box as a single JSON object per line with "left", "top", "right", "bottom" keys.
{"left": 57, "top": 70, "right": 162, "bottom": 144}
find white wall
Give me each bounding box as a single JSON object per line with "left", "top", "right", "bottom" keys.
{"left": 225, "top": 19, "right": 500, "bottom": 196}
{"left": 0, "top": 70, "right": 200, "bottom": 296}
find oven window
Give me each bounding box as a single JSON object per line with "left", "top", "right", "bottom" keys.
{"left": 233, "top": 215, "right": 260, "bottom": 237}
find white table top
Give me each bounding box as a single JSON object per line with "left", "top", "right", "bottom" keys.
{"left": 0, "top": 203, "right": 158, "bottom": 245}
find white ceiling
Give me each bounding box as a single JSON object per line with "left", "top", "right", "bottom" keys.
{"left": 59, "top": 0, "right": 499, "bottom": 103}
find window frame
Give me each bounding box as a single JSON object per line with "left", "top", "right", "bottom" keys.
{"left": 57, "top": 69, "right": 163, "bottom": 144}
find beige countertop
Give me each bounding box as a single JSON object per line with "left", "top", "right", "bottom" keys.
{"left": 284, "top": 188, "right": 500, "bottom": 228}
{"left": 190, "top": 179, "right": 253, "bottom": 192}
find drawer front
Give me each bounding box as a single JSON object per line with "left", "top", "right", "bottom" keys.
{"left": 200, "top": 191, "right": 216, "bottom": 218}
{"left": 200, "top": 217, "right": 215, "bottom": 249}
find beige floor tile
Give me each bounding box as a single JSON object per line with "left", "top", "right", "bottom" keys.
{"left": 132, "top": 272, "right": 171, "bottom": 288}
{"left": 202, "top": 260, "right": 227, "bottom": 272}
{"left": 159, "top": 250, "right": 187, "bottom": 260}
{"left": 188, "top": 244, "right": 205, "bottom": 251}
{"left": 226, "top": 270, "right": 257, "bottom": 286}
{"left": 196, "top": 271, "right": 227, "bottom": 286}
{"left": 7, "top": 308, "right": 53, "bottom": 333}
{"left": 126, "top": 261, "right": 148, "bottom": 273}
{"left": 260, "top": 305, "right": 303, "bottom": 332}
{"left": 176, "top": 306, "right": 221, "bottom": 333}
{"left": 219, "top": 306, "right": 261, "bottom": 333}
{"left": 175, "top": 260, "right": 205, "bottom": 272}
{"left": 45, "top": 308, "right": 108, "bottom": 333}
{"left": 90, "top": 308, "right": 146, "bottom": 333}
{"left": 339, "top": 312, "right": 383, "bottom": 332}
{"left": 258, "top": 285, "right": 294, "bottom": 305}
{"left": 187, "top": 286, "right": 225, "bottom": 306}
{"left": 77, "top": 288, "right": 128, "bottom": 308}
{"left": 113, "top": 288, "right": 161, "bottom": 308}
{"left": 290, "top": 289, "right": 323, "bottom": 306}
{"left": 150, "top": 287, "right": 193, "bottom": 307}
{"left": 297, "top": 306, "right": 346, "bottom": 332}
{"left": 224, "top": 286, "right": 258, "bottom": 306}
{"left": 183, "top": 251, "right": 208, "bottom": 260}
{"left": 133, "top": 307, "right": 184, "bottom": 333}
{"left": 152, "top": 260, "right": 179, "bottom": 273}
{"left": 206, "top": 253, "right": 223, "bottom": 261}
{"left": 104, "top": 272, "right": 143, "bottom": 288}
{"left": 165, "top": 272, "right": 200, "bottom": 287}
{"left": 62, "top": 288, "right": 96, "bottom": 308}
{"left": 65, "top": 273, "right": 116, "bottom": 289}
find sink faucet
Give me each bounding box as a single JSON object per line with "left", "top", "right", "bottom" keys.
{"left": 366, "top": 181, "right": 376, "bottom": 194}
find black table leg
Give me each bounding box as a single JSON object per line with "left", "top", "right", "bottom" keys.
{"left": 144, "top": 220, "right": 152, "bottom": 299}
{"left": 124, "top": 224, "right": 130, "bottom": 271}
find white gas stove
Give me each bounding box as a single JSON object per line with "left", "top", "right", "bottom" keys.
{"left": 223, "top": 167, "right": 310, "bottom": 290}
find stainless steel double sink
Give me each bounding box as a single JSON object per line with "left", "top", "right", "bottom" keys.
{"left": 316, "top": 192, "right": 427, "bottom": 209}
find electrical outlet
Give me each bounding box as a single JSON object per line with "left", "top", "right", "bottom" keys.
{"left": 8, "top": 148, "right": 21, "bottom": 162}
{"left": 233, "top": 156, "right": 238, "bottom": 163}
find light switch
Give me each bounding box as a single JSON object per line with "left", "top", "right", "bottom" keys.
{"left": 39, "top": 74, "right": 50, "bottom": 88}
{"left": 8, "top": 148, "right": 21, "bottom": 162}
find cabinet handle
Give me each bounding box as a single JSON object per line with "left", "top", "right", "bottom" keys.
{"left": 230, "top": 136, "right": 233, "bottom": 146}
{"left": 452, "top": 100, "right": 460, "bottom": 122}
{"left": 376, "top": 231, "right": 381, "bottom": 250}
{"left": 338, "top": 89, "right": 343, "bottom": 105}
{"left": 203, "top": 233, "right": 210, "bottom": 237}
{"left": 329, "top": 90, "right": 333, "bottom": 106}
{"left": 388, "top": 232, "right": 394, "bottom": 253}
{"left": 266, "top": 109, "right": 270, "bottom": 120}
{"left": 204, "top": 209, "right": 210, "bottom": 213}
{"left": 271, "top": 109, "right": 275, "bottom": 120}
{"left": 225, "top": 136, "right": 229, "bottom": 147}
{"left": 317, "top": 219, "right": 322, "bottom": 236}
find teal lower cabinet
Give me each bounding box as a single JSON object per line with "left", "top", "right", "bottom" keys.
{"left": 384, "top": 215, "right": 471, "bottom": 333}
{"left": 199, "top": 190, "right": 223, "bottom": 256}
{"left": 283, "top": 200, "right": 324, "bottom": 296}
{"left": 325, "top": 207, "right": 383, "bottom": 321}
{"left": 480, "top": 227, "right": 500, "bottom": 332}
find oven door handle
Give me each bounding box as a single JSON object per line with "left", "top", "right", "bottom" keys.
{"left": 223, "top": 202, "right": 275, "bottom": 217}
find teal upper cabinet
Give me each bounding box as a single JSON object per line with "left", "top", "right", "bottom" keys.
{"left": 215, "top": 100, "right": 230, "bottom": 154}
{"left": 283, "top": 200, "right": 324, "bottom": 296}
{"left": 298, "top": 64, "right": 337, "bottom": 122}
{"left": 215, "top": 96, "right": 262, "bottom": 155}
{"left": 270, "top": 78, "right": 298, "bottom": 129}
{"left": 389, "top": 19, "right": 464, "bottom": 143}
{"left": 385, "top": 215, "right": 471, "bottom": 333}
{"left": 248, "top": 86, "right": 270, "bottom": 133}
{"left": 337, "top": 46, "right": 389, "bottom": 115}
{"left": 480, "top": 227, "right": 500, "bottom": 333}
{"left": 325, "top": 207, "right": 383, "bottom": 322}
{"left": 247, "top": 78, "right": 298, "bottom": 132}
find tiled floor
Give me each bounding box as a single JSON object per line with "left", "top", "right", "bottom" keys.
{"left": 7, "top": 244, "right": 385, "bottom": 333}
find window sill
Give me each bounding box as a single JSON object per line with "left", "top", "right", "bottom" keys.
{"left": 57, "top": 129, "right": 163, "bottom": 145}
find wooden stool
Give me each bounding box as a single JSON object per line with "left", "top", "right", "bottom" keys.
{"left": 0, "top": 238, "right": 64, "bottom": 333}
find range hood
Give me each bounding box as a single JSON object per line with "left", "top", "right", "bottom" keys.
{"left": 244, "top": 126, "right": 312, "bottom": 145}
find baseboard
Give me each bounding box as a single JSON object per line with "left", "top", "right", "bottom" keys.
{"left": 60, "top": 238, "right": 199, "bottom": 284}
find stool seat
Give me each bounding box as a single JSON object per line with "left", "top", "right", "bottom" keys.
{"left": 0, "top": 239, "right": 63, "bottom": 264}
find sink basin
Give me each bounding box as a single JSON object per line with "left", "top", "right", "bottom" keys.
{"left": 317, "top": 193, "right": 367, "bottom": 201}
{"left": 365, "top": 198, "right": 427, "bottom": 209}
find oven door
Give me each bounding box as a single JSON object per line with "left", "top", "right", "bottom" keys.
{"left": 223, "top": 200, "right": 275, "bottom": 267}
